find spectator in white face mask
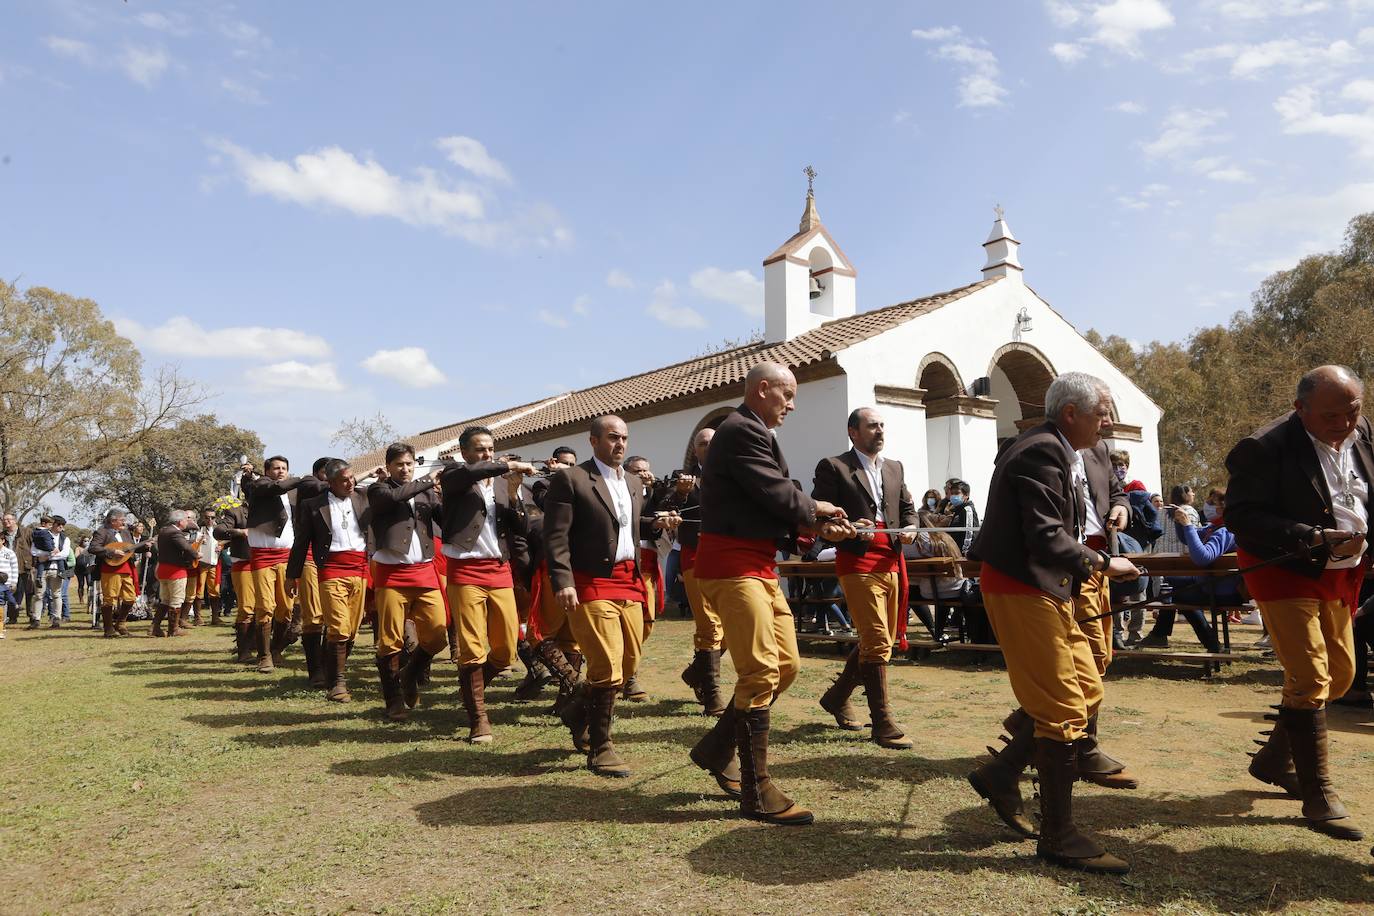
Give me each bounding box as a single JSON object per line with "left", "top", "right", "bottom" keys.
{"left": 1201, "top": 488, "right": 1226, "bottom": 526}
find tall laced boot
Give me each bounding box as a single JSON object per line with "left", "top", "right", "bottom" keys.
{"left": 114, "top": 603, "right": 133, "bottom": 637}
{"left": 736, "top": 706, "right": 812, "bottom": 825}
{"left": 302, "top": 632, "right": 325, "bottom": 688}
{"left": 1248, "top": 705, "right": 1300, "bottom": 798}
{"left": 150, "top": 606, "right": 167, "bottom": 638}
{"left": 540, "top": 641, "right": 582, "bottom": 716}
{"left": 968, "top": 708, "right": 1038, "bottom": 838}
{"left": 859, "top": 661, "right": 913, "bottom": 750}
{"left": 400, "top": 648, "right": 434, "bottom": 710}
{"left": 459, "top": 664, "right": 494, "bottom": 744}
{"left": 326, "top": 640, "right": 352, "bottom": 702}
{"left": 376, "top": 653, "right": 409, "bottom": 722}
{"left": 256, "top": 620, "right": 275, "bottom": 673}
{"left": 1034, "top": 737, "right": 1129, "bottom": 874}
{"left": 700, "top": 649, "right": 727, "bottom": 717}
{"left": 101, "top": 605, "right": 117, "bottom": 639}
{"left": 682, "top": 650, "right": 706, "bottom": 704}
{"left": 1283, "top": 706, "right": 1364, "bottom": 840}
{"left": 689, "top": 703, "right": 742, "bottom": 797}
{"left": 236, "top": 622, "right": 256, "bottom": 663}
{"left": 587, "top": 685, "right": 630, "bottom": 777}
{"left": 168, "top": 604, "right": 190, "bottom": 637}
{"left": 513, "top": 639, "right": 553, "bottom": 700}
{"left": 1076, "top": 712, "right": 1137, "bottom": 789}
{"left": 209, "top": 598, "right": 223, "bottom": 626}
{"left": 818, "top": 648, "right": 863, "bottom": 731}
{"left": 621, "top": 673, "right": 649, "bottom": 702}
{"left": 559, "top": 681, "right": 592, "bottom": 753}
{"left": 269, "top": 620, "right": 289, "bottom": 667}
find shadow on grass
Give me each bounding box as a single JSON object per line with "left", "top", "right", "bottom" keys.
{"left": 414, "top": 784, "right": 727, "bottom": 826}
{"left": 334, "top": 746, "right": 575, "bottom": 782}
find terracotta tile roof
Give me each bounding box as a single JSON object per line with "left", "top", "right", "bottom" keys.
{"left": 353, "top": 278, "right": 997, "bottom": 468}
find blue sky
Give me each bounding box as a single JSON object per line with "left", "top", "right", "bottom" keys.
{"left": 3, "top": 0, "right": 1373, "bottom": 469}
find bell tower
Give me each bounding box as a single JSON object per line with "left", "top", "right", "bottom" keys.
{"left": 762, "top": 167, "right": 857, "bottom": 344}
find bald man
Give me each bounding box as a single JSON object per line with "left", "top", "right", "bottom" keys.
{"left": 1227, "top": 365, "right": 1369, "bottom": 843}
{"left": 688, "top": 363, "right": 849, "bottom": 826}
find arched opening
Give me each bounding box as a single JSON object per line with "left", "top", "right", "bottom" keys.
{"left": 987, "top": 343, "right": 1055, "bottom": 448}
{"left": 681, "top": 407, "right": 733, "bottom": 473}
{"left": 917, "top": 353, "right": 964, "bottom": 402}
{"left": 807, "top": 246, "right": 835, "bottom": 318}
{"left": 916, "top": 353, "right": 968, "bottom": 491}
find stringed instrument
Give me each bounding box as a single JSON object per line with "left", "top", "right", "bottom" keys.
{"left": 188, "top": 538, "right": 205, "bottom": 570}
{"left": 100, "top": 540, "right": 140, "bottom": 568}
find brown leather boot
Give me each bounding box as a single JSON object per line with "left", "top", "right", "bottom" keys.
{"left": 459, "top": 665, "right": 494, "bottom": 744}
{"left": 236, "top": 622, "right": 256, "bottom": 663}
{"left": 1034, "top": 737, "right": 1129, "bottom": 874}
{"left": 210, "top": 599, "right": 223, "bottom": 626}
{"left": 256, "top": 620, "right": 275, "bottom": 673}
{"left": 819, "top": 648, "right": 863, "bottom": 731}
{"left": 736, "top": 706, "right": 812, "bottom": 825}
{"left": 689, "top": 703, "right": 742, "bottom": 797}
{"left": 400, "top": 648, "right": 433, "bottom": 709}
{"left": 326, "top": 640, "right": 352, "bottom": 702}
{"left": 1076, "top": 712, "right": 1137, "bottom": 788}
{"left": 537, "top": 640, "right": 582, "bottom": 716}
{"left": 701, "top": 649, "right": 726, "bottom": 717}
{"left": 302, "top": 632, "right": 325, "bottom": 688}
{"left": 446, "top": 615, "right": 460, "bottom": 665}
{"left": 587, "top": 685, "right": 630, "bottom": 777}
{"left": 151, "top": 606, "right": 167, "bottom": 638}
{"left": 1249, "top": 706, "right": 1301, "bottom": 798}
{"left": 168, "top": 605, "right": 190, "bottom": 637}
{"left": 559, "top": 682, "right": 591, "bottom": 753}
{"left": 101, "top": 605, "right": 116, "bottom": 639}
{"left": 1284, "top": 706, "right": 1364, "bottom": 840}
{"left": 269, "top": 620, "right": 289, "bottom": 667}
{"left": 376, "top": 653, "right": 409, "bottom": 722}
{"left": 682, "top": 650, "right": 705, "bottom": 703}
{"left": 859, "top": 661, "right": 913, "bottom": 750}
{"left": 621, "top": 674, "right": 648, "bottom": 702}
{"left": 114, "top": 604, "right": 132, "bottom": 637}
{"left": 514, "top": 639, "right": 552, "bottom": 700}
{"left": 968, "top": 708, "right": 1038, "bottom": 838}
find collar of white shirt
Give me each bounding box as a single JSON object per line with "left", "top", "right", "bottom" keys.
{"left": 593, "top": 456, "right": 624, "bottom": 482}
{"left": 853, "top": 448, "right": 882, "bottom": 473}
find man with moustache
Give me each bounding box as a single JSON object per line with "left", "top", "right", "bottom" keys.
{"left": 368, "top": 443, "right": 446, "bottom": 723}
{"left": 288, "top": 459, "right": 372, "bottom": 703}
{"left": 687, "top": 362, "right": 850, "bottom": 826}
{"left": 812, "top": 407, "right": 919, "bottom": 750}
{"left": 154, "top": 510, "right": 201, "bottom": 638}
{"left": 88, "top": 510, "right": 152, "bottom": 638}
{"left": 241, "top": 456, "right": 306, "bottom": 673}
{"left": 191, "top": 507, "right": 225, "bottom": 627}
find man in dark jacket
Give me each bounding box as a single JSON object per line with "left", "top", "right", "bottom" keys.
{"left": 154, "top": 510, "right": 201, "bottom": 639}
{"left": 1226, "top": 365, "right": 1369, "bottom": 844}
{"left": 241, "top": 456, "right": 305, "bottom": 673}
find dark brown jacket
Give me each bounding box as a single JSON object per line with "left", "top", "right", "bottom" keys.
{"left": 3, "top": 526, "right": 34, "bottom": 573}
{"left": 156, "top": 524, "right": 200, "bottom": 571}
{"left": 699, "top": 405, "right": 815, "bottom": 542}
{"left": 1082, "top": 442, "right": 1130, "bottom": 548}
{"left": 1225, "top": 412, "right": 1374, "bottom": 579}
{"left": 88, "top": 525, "right": 150, "bottom": 563}
{"left": 242, "top": 473, "right": 303, "bottom": 539}
{"left": 366, "top": 476, "right": 440, "bottom": 561}
{"left": 286, "top": 490, "right": 373, "bottom": 579}
{"left": 213, "top": 505, "right": 250, "bottom": 562}
{"left": 437, "top": 460, "right": 528, "bottom": 563}
{"left": 967, "top": 421, "right": 1099, "bottom": 599}
{"left": 812, "top": 450, "right": 917, "bottom": 556}
{"left": 544, "top": 459, "right": 650, "bottom": 590}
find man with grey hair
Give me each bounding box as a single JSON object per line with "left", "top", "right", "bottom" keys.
{"left": 154, "top": 510, "right": 200, "bottom": 638}
{"left": 1226, "top": 364, "right": 1368, "bottom": 844}
{"left": 967, "top": 370, "right": 1141, "bottom": 874}
{"left": 88, "top": 509, "right": 151, "bottom": 638}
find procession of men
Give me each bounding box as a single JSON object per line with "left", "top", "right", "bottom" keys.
{"left": 28, "top": 361, "right": 1374, "bottom": 875}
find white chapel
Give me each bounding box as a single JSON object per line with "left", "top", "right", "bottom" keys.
{"left": 359, "top": 188, "right": 1162, "bottom": 503}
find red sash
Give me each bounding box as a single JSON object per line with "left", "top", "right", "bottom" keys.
{"left": 573, "top": 560, "right": 646, "bottom": 604}
{"left": 101, "top": 560, "right": 135, "bottom": 579}
{"left": 247, "top": 547, "right": 291, "bottom": 571}
{"left": 979, "top": 563, "right": 1045, "bottom": 597}
{"left": 155, "top": 562, "right": 189, "bottom": 581}
{"left": 1238, "top": 549, "right": 1365, "bottom": 611}
{"left": 679, "top": 543, "right": 697, "bottom": 573}
{"left": 447, "top": 557, "right": 513, "bottom": 589}
{"left": 319, "top": 550, "right": 368, "bottom": 581}
{"left": 526, "top": 561, "right": 549, "bottom": 642}
{"left": 640, "top": 546, "right": 664, "bottom": 614}
{"left": 373, "top": 561, "right": 440, "bottom": 590}
{"left": 835, "top": 532, "right": 900, "bottom": 576}
{"left": 694, "top": 533, "right": 777, "bottom": 580}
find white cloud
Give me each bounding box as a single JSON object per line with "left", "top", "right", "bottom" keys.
{"left": 1342, "top": 78, "right": 1374, "bottom": 104}
{"left": 1045, "top": 0, "right": 1084, "bottom": 27}
{"left": 220, "top": 77, "right": 264, "bottom": 105}
{"left": 689, "top": 267, "right": 764, "bottom": 317}
{"left": 606, "top": 268, "right": 634, "bottom": 289}
{"left": 1112, "top": 100, "right": 1146, "bottom": 113}
{"left": 208, "top": 138, "right": 571, "bottom": 248}
{"left": 218, "top": 19, "right": 270, "bottom": 49}
{"left": 912, "top": 26, "right": 1009, "bottom": 108}
{"left": 120, "top": 46, "right": 169, "bottom": 87}
{"left": 1192, "top": 156, "right": 1255, "bottom": 181}
{"left": 136, "top": 11, "right": 192, "bottom": 35}
{"left": 1361, "top": 27, "right": 1374, "bottom": 45}
{"left": 646, "top": 280, "right": 705, "bottom": 329}
{"left": 1177, "top": 38, "right": 1359, "bottom": 78}
{"left": 1050, "top": 42, "right": 1087, "bottom": 63}
{"left": 250, "top": 361, "right": 343, "bottom": 392}
{"left": 536, "top": 309, "right": 569, "bottom": 328}
{"left": 891, "top": 109, "right": 912, "bottom": 125}
{"left": 572, "top": 294, "right": 591, "bottom": 316}
{"left": 114, "top": 316, "right": 331, "bottom": 361}
{"left": 1208, "top": 0, "right": 1329, "bottom": 18}
{"left": 1142, "top": 108, "right": 1228, "bottom": 159}
{"left": 361, "top": 347, "right": 446, "bottom": 388}
{"left": 1115, "top": 182, "right": 1173, "bottom": 210}
{"left": 44, "top": 36, "right": 93, "bottom": 63}
{"left": 1216, "top": 181, "right": 1374, "bottom": 271}
{"left": 435, "top": 136, "right": 512, "bottom": 183}
{"left": 1276, "top": 84, "right": 1374, "bottom": 158}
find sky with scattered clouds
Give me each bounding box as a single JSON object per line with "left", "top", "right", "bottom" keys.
{"left": 3, "top": 0, "right": 1373, "bottom": 471}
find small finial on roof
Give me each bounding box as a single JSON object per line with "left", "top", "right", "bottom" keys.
{"left": 799, "top": 165, "right": 821, "bottom": 232}
{"left": 994, "top": 202, "right": 1004, "bottom": 221}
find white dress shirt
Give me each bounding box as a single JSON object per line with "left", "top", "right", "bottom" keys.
{"left": 372, "top": 495, "right": 424, "bottom": 565}
{"left": 1307, "top": 430, "right": 1370, "bottom": 568}
{"left": 594, "top": 456, "right": 636, "bottom": 564}
{"left": 1074, "top": 449, "right": 1106, "bottom": 539}
{"left": 247, "top": 493, "right": 294, "bottom": 550}
{"left": 327, "top": 493, "right": 368, "bottom": 553}
{"left": 853, "top": 448, "right": 885, "bottom": 523}
{"left": 197, "top": 526, "right": 220, "bottom": 565}
{"left": 444, "top": 479, "right": 502, "bottom": 561}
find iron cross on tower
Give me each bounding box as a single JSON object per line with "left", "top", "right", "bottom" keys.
{"left": 804, "top": 165, "right": 817, "bottom": 192}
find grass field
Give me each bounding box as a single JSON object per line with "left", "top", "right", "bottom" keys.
{"left": 2, "top": 604, "right": 1373, "bottom": 915}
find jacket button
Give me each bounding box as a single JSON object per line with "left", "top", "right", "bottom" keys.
{"left": 1060, "top": 577, "right": 1069, "bottom": 586}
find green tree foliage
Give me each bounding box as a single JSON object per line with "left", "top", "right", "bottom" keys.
{"left": 0, "top": 280, "right": 202, "bottom": 519}
{"left": 66, "top": 414, "right": 263, "bottom": 525}
{"left": 1088, "top": 213, "right": 1374, "bottom": 492}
